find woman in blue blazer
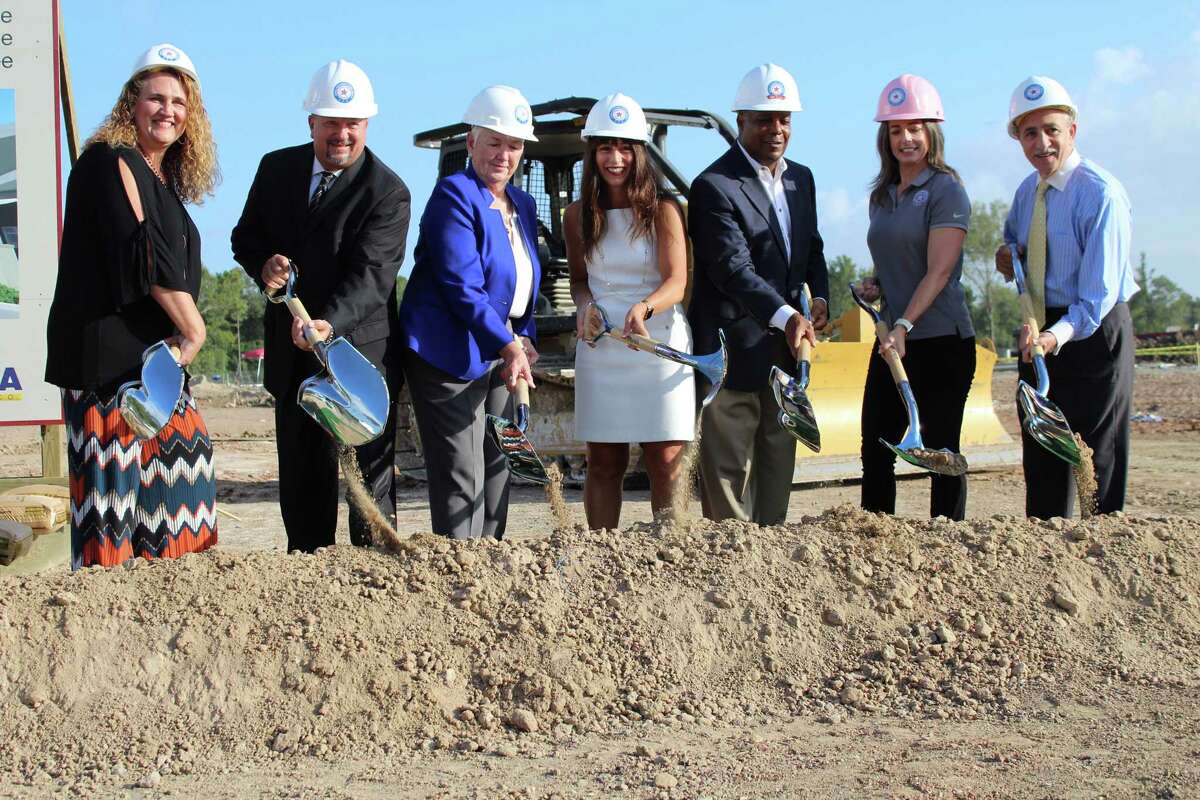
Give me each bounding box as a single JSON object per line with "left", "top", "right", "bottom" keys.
{"left": 399, "top": 85, "right": 542, "bottom": 540}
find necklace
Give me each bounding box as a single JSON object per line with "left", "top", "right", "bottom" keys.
{"left": 137, "top": 145, "right": 167, "bottom": 187}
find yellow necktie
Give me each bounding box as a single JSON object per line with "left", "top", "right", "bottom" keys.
{"left": 1026, "top": 180, "right": 1049, "bottom": 328}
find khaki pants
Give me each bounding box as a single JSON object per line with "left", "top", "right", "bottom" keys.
{"left": 698, "top": 383, "right": 796, "bottom": 525}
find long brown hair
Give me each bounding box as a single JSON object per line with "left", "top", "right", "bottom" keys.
{"left": 87, "top": 68, "right": 220, "bottom": 204}
{"left": 868, "top": 120, "right": 960, "bottom": 209}
{"left": 579, "top": 137, "right": 659, "bottom": 262}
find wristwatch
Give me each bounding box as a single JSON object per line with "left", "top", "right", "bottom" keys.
{"left": 641, "top": 301, "right": 655, "bottom": 320}
{"left": 894, "top": 318, "right": 914, "bottom": 334}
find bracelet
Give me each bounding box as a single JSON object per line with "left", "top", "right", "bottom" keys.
{"left": 894, "top": 318, "right": 914, "bottom": 334}
{"left": 641, "top": 301, "right": 655, "bottom": 320}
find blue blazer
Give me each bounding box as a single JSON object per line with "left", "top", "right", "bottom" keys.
{"left": 399, "top": 169, "right": 541, "bottom": 381}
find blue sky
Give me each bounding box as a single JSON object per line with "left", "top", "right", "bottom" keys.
{"left": 62, "top": 0, "right": 1200, "bottom": 294}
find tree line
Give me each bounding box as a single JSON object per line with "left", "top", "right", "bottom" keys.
{"left": 826, "top": 201, "right": 1199, "bottom": 353}
{"left": 195, "top": 203, "right": 1198, "bottom": 380}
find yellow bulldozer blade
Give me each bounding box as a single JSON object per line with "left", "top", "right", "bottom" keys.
{"left": 792, "top": 306, "right": 1016, "bottom": 483}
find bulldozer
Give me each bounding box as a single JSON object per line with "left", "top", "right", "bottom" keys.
{"left": 406, "top": 98, "right": 1014, "bottom": 483}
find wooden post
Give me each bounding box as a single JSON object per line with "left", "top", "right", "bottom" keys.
{"left": 34, "top": 6, "right": 77, "bottom": 481}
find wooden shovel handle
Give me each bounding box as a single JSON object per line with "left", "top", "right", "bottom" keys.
{"left": 798, "top": 336, "right": 812, "bottom": 364}
{"left": 282, "top": 295, "right": 322, "bottom": 346}
{"left": 514, "top": 376, "right": 530, "bottom": 408}
{"left": 1017, "top": 292, "right": 1046, "bottom": 358}
{"left": 610, "top": 330, "right": 661, "bottom": 353}
{"left": 874, "top": 320, "right": 910, "bottom": 384}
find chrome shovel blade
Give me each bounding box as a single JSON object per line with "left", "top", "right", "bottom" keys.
{"left": 881, "top": 438, "right": 969, "bottom": 477}
{"left": 1017, "top": 380, "right": 1082, "bottom": 467}
{"left": 117, "top": 341, "right": 184, "bottom": 440}
{"left": 297, "top": 336, "right": 390, "bottom": 447}
{"left": 485, "top": 414, "right": 550, "bottom": 485}
{"left": 770, "top": 365, "right": 820, "bottom": 452}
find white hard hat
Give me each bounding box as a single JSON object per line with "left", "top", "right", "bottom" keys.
{"left": 581, "top": 92, "right": 649, "bottom": 142}
{"left": 131, "top": 43, "right": 199, "bottom": 87}
{"left": 462, "top": 85, "right": 538, "bottom": 142}
{"left": 1007, "top": 75, "right": 1076, "bottom": 139}
{"left": 732, "top": 63, "right": 802, "bottom": 113}
{"left": 303, "top": 59, "right": 378, "bottom": 119}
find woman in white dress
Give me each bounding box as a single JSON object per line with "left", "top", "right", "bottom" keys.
{"left": 565, "top": 93, "right": 695, "bottom": 530}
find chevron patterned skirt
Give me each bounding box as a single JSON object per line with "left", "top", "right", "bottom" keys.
{"left": 65, "top": 389, "right": 218, "bottom": 570}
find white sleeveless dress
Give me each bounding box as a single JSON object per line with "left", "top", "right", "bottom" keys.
{"left": 574, "top": 209, "right": 696, "bottom": 442}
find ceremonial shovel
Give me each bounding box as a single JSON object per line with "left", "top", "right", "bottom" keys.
{"left": 1009, "top": 245, "right": 1082, "bottom": 467}
{"left": 769, "top": 284, "right": 821, "bottom": 452}
{"left": 850, "top": 283, "right": 968, "bottom": 477}
{"left": 118, "top": 341, "right": 185, "bottom": 440}
{"left": 485, "top": 376, "right": 550, "bottom": 485}
{"left": 266, "top": 264, "right": 390, "bottom": 446}
{"left": 584, "top": 303, "right": 728, "bottom": 408}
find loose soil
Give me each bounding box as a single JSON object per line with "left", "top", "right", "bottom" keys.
{"left": 1, "top": 365, "right": 1198, "bottom": 798}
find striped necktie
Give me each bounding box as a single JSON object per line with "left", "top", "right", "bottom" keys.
{"left": 310, "top": 171, "right": 336, "bottom": 211}
{"left": 1026, "top": 180, "right": 1049, "bottom": 328}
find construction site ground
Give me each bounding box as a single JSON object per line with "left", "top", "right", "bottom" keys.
{"left": 1, "top": 365, "right": 1198, "bottom": 798}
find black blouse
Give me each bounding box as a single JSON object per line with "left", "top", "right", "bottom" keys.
{"left": 45, "top": 142, "right": 201, "bottom": 393}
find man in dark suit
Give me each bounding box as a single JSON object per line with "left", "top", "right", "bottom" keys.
{"left": 688, "top": 63, "right": 830, "bottom": 525}
{"left": 231, "top": 59, "right": 410, "bottom": 552}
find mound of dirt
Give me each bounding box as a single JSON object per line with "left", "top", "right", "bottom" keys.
{"left": 2, "top": 507, "right": 1198, "bottom": 792}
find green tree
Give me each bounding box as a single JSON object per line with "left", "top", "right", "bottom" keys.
{"left": 194, "top": 267, "right": 260, "bottom": 380}
{"left": 1129, "top": 251, "right": 1199, "bottom": 334}
{"left": 0, "top": 282, "right": 16, "bottom": 304}
{"left": 824, "top": 254, "right": 872, "bottom": 322}
{"left": 961, "top": 200, "right": 1020, "bottom": 347}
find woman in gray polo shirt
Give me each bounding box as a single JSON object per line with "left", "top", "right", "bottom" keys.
{"left": 857, "top": 74, "right": 976, "bottom": 520}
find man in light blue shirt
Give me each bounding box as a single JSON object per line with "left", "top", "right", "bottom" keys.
{"left": 995, "top": 76, "right": 1137, "bottom": 519}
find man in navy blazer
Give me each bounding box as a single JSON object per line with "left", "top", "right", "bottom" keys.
{"left": 399, "top": 85, "right": 541, "bottom": 540}
{"left": 688, "top": 64, "right": 830, "bottom": 525}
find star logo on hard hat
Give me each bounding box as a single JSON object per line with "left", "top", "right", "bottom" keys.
{"left": 333, "top": 82, "right": 355, "bottom": 103}
{"left": 609, "top": 106, "right": 629, "bottom": 124}
{"left": 888, "top": 87, "right": 907, "bottom": 107}
{"left": 1024, "top": 84, "right": 1044, "bottom": 101}
{"left": 157, "top": 47, "right": 179, "bottom": 62}
{"left": 766, "top": 81, "right": 786, "bottom": 100}
{"left": 514, "top": 105, "right": 531, "bottom": 124}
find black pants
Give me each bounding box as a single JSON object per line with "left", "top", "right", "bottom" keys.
{"left": 274, "top": 397, "right": 397, "bottom": 552}
{"left": 1017, "top": 303, "right": 1133, "bottom": 519}
{"left": 861, "top": 334, "right": 976, "bottom": 520}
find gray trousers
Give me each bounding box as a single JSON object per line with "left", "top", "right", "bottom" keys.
{"left": 403, "top": 348, "right": 513, "bottom": 539}
{"left": 698, "top": 382, "right": 796, "bottom": 525}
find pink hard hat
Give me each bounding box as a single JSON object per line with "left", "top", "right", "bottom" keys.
{"left": 874, "top": 74, "right": 944, "bottom": 122}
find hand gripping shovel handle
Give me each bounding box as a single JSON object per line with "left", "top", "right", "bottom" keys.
{"left": 264, "top": 261, "right": 322, "bottom": 349}
{"left": 872, "top": 320, "right": 910, "bottom": 385}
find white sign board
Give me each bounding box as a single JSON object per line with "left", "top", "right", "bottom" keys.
{"left": 0, "top": 0, "right": 60, "bottom": 425}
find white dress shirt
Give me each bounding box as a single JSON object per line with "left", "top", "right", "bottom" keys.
{"left": 309, "top": 156, "right": 344, "bottom": 202}
{"left": 737, "top": 143, "right": 801, "bottom": 332}
{"left": 507, "top": 209, "right": 534, "bottom": 320}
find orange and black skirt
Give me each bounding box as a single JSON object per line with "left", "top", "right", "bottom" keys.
{"left": 64, "top": 389, "right": 218, "bottom": 569}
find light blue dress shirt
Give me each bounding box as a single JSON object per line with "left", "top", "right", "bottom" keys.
{"left": 1003, "top": 150, "right": 1138, "bottom": 346}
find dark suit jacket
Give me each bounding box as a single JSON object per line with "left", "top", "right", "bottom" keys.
{"left": 687, "top": 146, "right": 829, "bottom": 392}
{"left": 231, "top": 144, "right": 410, "bottom": 400}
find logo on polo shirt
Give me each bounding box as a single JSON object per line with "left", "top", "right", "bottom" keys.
{"left": 0, "top": 366, "right": 23, "bottom": 401}
{"left": 888, "top": 87, "right": 907, "bottom": 106}
{"left": 766, "top": 80, "right": 786, "bottom": 100}
{"left": 912, "top": 189, "right": 929, "bottom": 207}
{"left": 1024, "top": 83, "right": 1045, "bottom": 101}
{"left": 514, "top": 104, "right": 531, "bottom": 124}
{"left": 608, "top": 105, "right": 629, "bottom": 124}
{"left": 332, "top": 82, "right": 355, "bottom": 103}
{"left": 157, "top": 47, "right": 180, "bottom": 62}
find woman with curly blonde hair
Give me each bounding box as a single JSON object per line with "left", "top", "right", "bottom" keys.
{"left": 45, "top": 44, "right": 220, "bottom": 569}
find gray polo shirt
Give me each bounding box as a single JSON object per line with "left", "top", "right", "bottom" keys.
{"left": 866, "top": 168, "right": 974, "bottom": 340}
